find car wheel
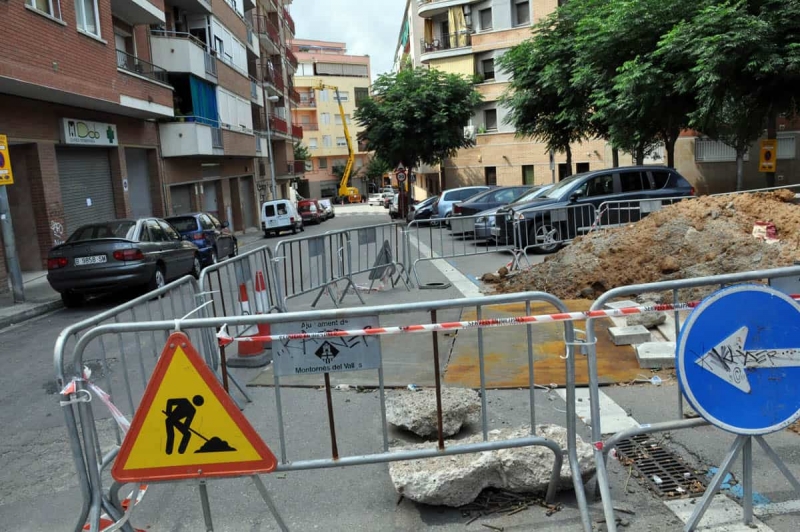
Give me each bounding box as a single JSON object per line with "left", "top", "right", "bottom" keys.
{"left": 190, "top": 255, "right": 202, "bottom": 278}
{"left": 229, "top": 240, "right": 238, "bottom": 258}
{"left": 300, "top": 223, "right": 305, "bottom": 232}
{"left": 529, "top": 221, "right": 563, "bottom": 254}
{"left": 264, "top": 229, "right": 270, "bottom": 238}
{"left": 61, "top": 291, "right": 84, "bottom": 308}
{"left": 148, "top": 265, "right": 166, "bottom": 292}
{"left": 444, "top": 212, "right": 453, "bottom": 229}
{"left": 210, "top": 249, "right": 218, "bottom": 265}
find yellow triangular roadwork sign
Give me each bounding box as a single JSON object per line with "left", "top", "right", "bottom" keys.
{"left": 112, "top": 332, "right": 277, "bottom": 482}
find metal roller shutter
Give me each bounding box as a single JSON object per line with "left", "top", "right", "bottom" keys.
{"left": 57, "top": 148, "right": 117, "bottom": 236}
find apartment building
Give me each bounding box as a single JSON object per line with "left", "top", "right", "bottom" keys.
{"left": 0, "top": 0, "right": 303, "bottom": 289}
{"left": 290, "top": 40, "right": 371, "bottom": 199}
{"left": 394, "top": 0, "right": 615, "bottom": 193}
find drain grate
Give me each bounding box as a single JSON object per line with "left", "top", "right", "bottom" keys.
{"left": 615, "top": 434, "right": 706, "bottom": 499}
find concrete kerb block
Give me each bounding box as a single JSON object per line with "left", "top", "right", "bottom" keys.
{"left": 608, "top": 325, "right": 651, "bottom": 346}
{"left": 636, "top": 342, "right": 676, "bottom": 369}
{"left": 225, "top": 351, "right": 272, "bottom": 368}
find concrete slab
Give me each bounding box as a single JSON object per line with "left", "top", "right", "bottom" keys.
{"left": 444, "top": 300, "right": 642, "bottom": 388}
{"left": 665, "top": 495, "right": 774, "bottom": 531}
{"left": 609, "top": 325, "right": 651, "bottom": 345}
{"left": 636, "top": 341, "right": 676, "bottom": 369}
{"left": 604, "top": 300, "right": 640, "bottom": 310}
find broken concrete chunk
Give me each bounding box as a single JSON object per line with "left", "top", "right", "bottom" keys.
{"left": 386, "top": 387, "right": 480, "bottom": 438}
{"left": 626, "top": 312, "right": 667, "bottom": 329}
{"left": 388, "top": 424, "right": 595, "bottom": 507}
{"left": 608, "top": 325, "right": 651, "bottom": 346}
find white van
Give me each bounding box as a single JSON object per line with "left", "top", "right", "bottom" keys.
{"left": 261, "top": 200, "right": 303, "bottom": 237}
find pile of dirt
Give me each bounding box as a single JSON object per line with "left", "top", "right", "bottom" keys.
{"left": 492, "top": 190, "right": 800, "bottom": 300}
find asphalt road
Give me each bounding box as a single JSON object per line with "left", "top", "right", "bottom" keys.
{"left": 3, "top": 208, "right": 800, "bottom": 531}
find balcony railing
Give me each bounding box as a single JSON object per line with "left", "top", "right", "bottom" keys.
{"left": 302, "top": 123, "right": 319, "bottom": 131}
{"left": 284, "top": 160, "right": 305, "bottom": 174}
{"left": 252, "top": 14, "right": 281, "bottom": 46}
{"left": 285, "top": 48, "right": 299, "bottom": 69}
{"left": 298, "top": 97, "right": 316, "bottom": 108}
{"left": 291, "top": 124, "right": 303, "bottom": 139}
{"left": 205, "top": 50, "right": 217, "bottom": 76}
{"left": 116, "top": 50, "right": 169, "bottom": 84}
{"left": 250, "top": 77, "right": 259, "bottom": 99}
{"left": 150, "top": 30, "right": 216, "bottom": 77}
{"left": 283, "top": 7, "right": 295, "bottom": 35}
{"left": 270, "top": 114, "right": 288, "bottom": 135}
{"left": 420, "top": 32, "right": 473, "bottom": 53}
{"left": 288, "top": 87, "right": 301, "bottom": 103}
{"left": 211, "top": 127, "right": 224, "bottom": 148}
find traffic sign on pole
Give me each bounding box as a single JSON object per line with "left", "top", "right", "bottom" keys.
{"left": 396, "top": 171, "right": 406, "bottom": 183}
{"left": 760, "top": 139, "right": 777, "bottom": 173}
{"left": 677, "top": 284, "right": 800, "bottom": 435}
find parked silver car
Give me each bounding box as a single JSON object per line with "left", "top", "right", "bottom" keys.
{"left": 474, "top": 185, "right": 553, "bottom": 241}
{"left": 318, "top": 199, "right": 335, "bottom": 219}
{"left": 431, "top": 186, "right": 490, "bottom": 223}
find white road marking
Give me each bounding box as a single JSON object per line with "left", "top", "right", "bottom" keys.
{"left": 665, "top": 496, "right": 773, "bottom": 531}
{"left": 556, "top": 388, "right": 639, "bottom": 435}
{"left": 406, "top": 234, "right": 482, "bottom": 298}
{"left": 754, "top": 499, "right": 800, "bottom": 518}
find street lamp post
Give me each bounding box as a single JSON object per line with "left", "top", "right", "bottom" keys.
{"left": 264, "top": 94, "right": 280, "bottom": 201}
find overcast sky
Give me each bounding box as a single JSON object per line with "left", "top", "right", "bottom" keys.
{"left": 290, "top": 0, "right": 406, "bottom": 80}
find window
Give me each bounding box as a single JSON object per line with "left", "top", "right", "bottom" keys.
{"left": 585, "top": 174, "right": 614, "bottom": 197}
{"left": 650, "top": 170, "right": 671, "bottom": 189}
{"left": 297, "top": 63, "right": 314, "bottom": 76}
{"left": 336, "top": 137, "right": 347, "bottom": 147}
{"left": 319, "top": 157, "right": 328, "bottom": 169}
{"left": 485, "top": 167, "right": 497, "bottom": 186}
{"left": 308, "top": 138, "right": 318, "bottom": 149}
{"left": 76, "top": 0, "right": 100, "bottom": 36}
{"left": 208, "top": 214, "right": 223, "bottom": 228}
{"left": 481, "top": 58, "right": 495, "bottom": 81}
{"left": 335, "top": 114, "right": 342, "bottom": 125}
{"left": 211, "top": 20, "right": 247, "bottom": 74}
{"left": 619, "top": 171, "right": 644, "bottom": 192}
{"left": 320, "top": 113, "right": 331, "bottom": 125}
{"left": 319, "top": 89, "right": 329, "bottom": 102}
{"left": 159, "top": 220, "right": 181, "bottom": 241}
{"left": 484, "top": 109, "right": 498, "bottom": 131}
{"left": 199, "top": 215, "right": 215, "bottom": 230}
{"left": 514, "top": 0, "right": 531, "bottom": 26}
{"left": 479, "top": 8, "right": 492, "bottom": 31}
{"left": 264, "top": 204, "right": 276, "bottom": 217}
{"left": 214, "top": 36, "right": 224, "bottom": 57}
{"left": 26, "top": 0, "right": 61, "bottom": 18}
{"left": 575, "top": 162, "right": 590, "bottom": 173}
{"left": 146, "top": 220, "right": 167, "bottom": 242}
{"left": 354, "top": 87, "right": 369, "bottom": 107}
{"left": 522, "top": 165, "right": 534, "bottom": 185}
{"left": 322, "top": 135, "right": 332, "bottom": 147}
{"left": 217, "top": 88, "right": 253, "bottom": 131}
{"left": 335, "top": 91, "right": 349, "bottom": 102}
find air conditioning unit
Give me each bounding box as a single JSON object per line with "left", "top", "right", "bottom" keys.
{"left": 464, "top": 125, "right": 476, "bottom": 140}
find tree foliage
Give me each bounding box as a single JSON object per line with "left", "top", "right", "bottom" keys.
{"left": 293, "top": 141, "right": 310, "bottom": 161}
{"left": 354, "top": 67, "right": 483, "bottom": 169}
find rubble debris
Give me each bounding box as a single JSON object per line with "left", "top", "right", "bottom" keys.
{"left": 386, "top": 387, "right": 480, "bottom": 437}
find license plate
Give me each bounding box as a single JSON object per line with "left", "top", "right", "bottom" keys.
{"left": 75, "top": 255, "right": 107, "bottom": 266}
{"left": 268, "top": 219, "right": 277, "bottom": 226}
{"left": 491, "top": 228, "right": 500, "bottom": 236}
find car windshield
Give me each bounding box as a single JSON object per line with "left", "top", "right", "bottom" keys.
{"left": 320, "top": 200, "right": 331, "bottom": 208}
{"left": 299, "top": 204, "right": 312, "bottom": 212}
{"left": 165, "top": 216, "right": 198, "bottom": 232}
{"left": 513, "top": 185, "right": 551, "bottom": 203}
{"left": 541, "top": 174, "right": 585, "bottom": 200}
{"left": 68, "top": 221, "right": 137, "bottom": 242}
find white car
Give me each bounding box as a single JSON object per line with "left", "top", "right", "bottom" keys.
{"left": 389, "top": 194, "right": 400, "bottom": 218}
{"left": 368, "top": 193, "right": 384, "bottom": 206}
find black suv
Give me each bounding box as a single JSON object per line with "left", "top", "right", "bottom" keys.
{"left": 494, "top": 166, "right": 695, "bottom": 253}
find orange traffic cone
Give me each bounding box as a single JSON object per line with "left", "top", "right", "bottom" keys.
{"left": 253, "top": 271, "right": 272, "bottom": 350}
{"left": 237, "top": 281, "right": 264, "bottom": 357}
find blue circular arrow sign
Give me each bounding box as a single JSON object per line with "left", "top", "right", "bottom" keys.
{"left": 677, "top": 284, "right": 800, "bottom": 435}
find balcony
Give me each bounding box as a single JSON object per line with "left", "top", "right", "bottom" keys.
{"left": 160, "top": 120, "right": 224, "bottom": 157}
{"left": 283, "top": 7, "right": 296, "bottom": 36}
{"left": 291, "top": 124, "right": 303, "bottom": 140}
{"left": 277, "top": 160, "right": 305, "bottom": 178}
{"left": 116, "top": 50, "right": 169, "bottom": 85}
{"left": 245, "top": 19, "right": 260, "bottom": 56}
{"left": 301, "top": 122, "right": 319, "bottom": 131}
{"left": 255, "top": 132, "right": 268, "bottom": 154}
{"left": 250, "top": 77, "right": 264, "bottom": 106}
{"left": 252, "top": 15, "right": 281, "bottom": 55}
{"left": 160, "top": 0, "right": 211, "bottom": 15}
{"left": 110, "top": 0, "right": 165, "bottom": 25}
{"left": 150, "top": 31, "right": 217, "bottom": 83}
{"left": 417, "top": 0, "right": 481, "bottom": 18}
{"left": 270, "top": 114, "right": 288, "bottom": 135}
{"left": 285, "top": 48, "right": 299, "bottom": 70}
{"left": 288, "top": 87, "right": 301, "bottom": 104}
{"left": 420, "top": 32, "right": 473, "bottom": 62}
{"left": 297, "top": 97, "right": 316, "bottom": 109}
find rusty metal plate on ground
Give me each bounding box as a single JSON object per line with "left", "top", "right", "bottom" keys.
{"left": 444, "top": 300, "right": 642, "bottom": 388}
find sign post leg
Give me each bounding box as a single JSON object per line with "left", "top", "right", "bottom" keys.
{"left": 252, "top": 475, "right": 289, "bottom": 532}
{"left": 198, "top": 480, "right": 214, "bottom": 532}
{"left": 743, "top": 437, "right": 753, "bottom": 525}
{"left": 685, "top": 435, "right": 747, "bottom": 531}
{"left": 0, "top": 186, "right": 24, "bottom": 303}
{"left": 755, "top": 435, "right": 800, "bottom": 493}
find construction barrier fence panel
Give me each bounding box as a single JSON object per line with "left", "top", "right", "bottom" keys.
{"left": 56, "top": 291, "right": 594, "bottom": 532}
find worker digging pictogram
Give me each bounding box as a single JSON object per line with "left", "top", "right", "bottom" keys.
{"left": 314, "top": 341, "right": 340, "bottom": 364}
{"left": 163, "top": 395, "right": 236, "bottom": 455}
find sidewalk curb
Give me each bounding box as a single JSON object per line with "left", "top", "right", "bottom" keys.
{"left": 0, "top": 299, "right": 63, "bottom": 330}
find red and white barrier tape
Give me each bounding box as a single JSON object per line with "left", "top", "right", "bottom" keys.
{"left": 61, "top": 368, "right": 131, "bottom": 435}
{"left": 219, "top": 296, "right": 800, "bottom": 346}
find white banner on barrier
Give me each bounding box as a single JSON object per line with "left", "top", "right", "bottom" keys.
{"left": 271, "top": 316, "right": 382, "bottom": 376}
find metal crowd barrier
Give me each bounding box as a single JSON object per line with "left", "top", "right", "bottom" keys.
{"left": 274, "top": 222, "right": 410, "bottom": 309}
{"left": 57, "top": 291, "right": 593, "bottom": 532}
{"left": 585, "top": 265, "right": 800, "bottom": 532}
{"left": 53, "top": 275, "right": 217, "bottom": 532}
{"left": 406, "top": 213, "right": 519, "bottom": 286}
{"left": 591, "top": 196, "right": 694, "bottom": 231}
{"left": 510, "top": 203, "right": 597, "bottom": 257}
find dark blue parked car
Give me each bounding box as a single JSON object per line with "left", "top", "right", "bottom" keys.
{"left": 165, "top": 212, "right": 238, "bottom": 266}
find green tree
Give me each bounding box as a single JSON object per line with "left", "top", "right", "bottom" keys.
{"left": 293, "top": 141, "right": 310, "bottom": 161}
{"left": 354, "top": 67, "right": 483, "bottom": 171}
